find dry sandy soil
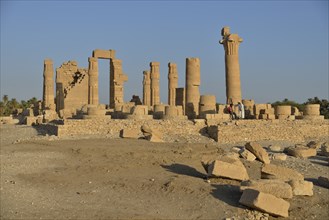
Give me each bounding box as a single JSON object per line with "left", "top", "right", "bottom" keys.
{"left": 1, "top": 124, "right": 328, "bottom": 220}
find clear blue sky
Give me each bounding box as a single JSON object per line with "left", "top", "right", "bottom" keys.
{"left": 1, "top": 0, "right": 328, "bottom": 104}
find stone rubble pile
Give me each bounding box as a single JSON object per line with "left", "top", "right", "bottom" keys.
{"left": 201, "top": 140, "right": 329, "bottom": 218}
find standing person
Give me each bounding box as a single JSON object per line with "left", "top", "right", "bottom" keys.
{"left": 238, "top": 102, "right": 245, "bottom": 119}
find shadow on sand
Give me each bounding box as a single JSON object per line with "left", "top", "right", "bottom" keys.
{"left": 161, "top": 163, "right": 205, "bottom": 179}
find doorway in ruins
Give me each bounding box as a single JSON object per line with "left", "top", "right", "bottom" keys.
{"left": 98, "top": 59, "right": 110, "bottom": 107}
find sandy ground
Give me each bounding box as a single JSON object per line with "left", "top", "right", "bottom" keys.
{"left": 1, "top": 124, "right": 328, "bottom": 220}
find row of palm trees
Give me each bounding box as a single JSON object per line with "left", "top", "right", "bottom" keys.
{"left": 0, "top": 95, "right": 38, "bottom": 116}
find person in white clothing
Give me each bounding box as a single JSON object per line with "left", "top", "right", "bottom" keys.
{"left": 237, "top": 102, "right": 245, "bottom": 119}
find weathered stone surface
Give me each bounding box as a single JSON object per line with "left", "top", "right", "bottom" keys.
{"left": 245, "top": 142, "right": 270, "bottom": 164}
{"left": 207, "top": 156, "right": 249, "bottom": 181}
{"left": 285, "top": 145, "right": 317, "bottom": 158}
{"left": 288, "top": 180, "right": 313, "bottom": 196}
{"left": 145, "top": 133, "right": 164, "bottom": 143}
{"left": 320, "top": 142, "right": 329, "bottom": 157}
{"left": 318, "top": 176, "right": 329, "bottom": 189}
{"left": 239, "top": 189, "right": 290, "bottom": 218}
{"left": 141, "top": 125, "right": 152, "bottom": 134}
{"left": 261, "top": 164, "right": 304, "bottom": 181}
{"left": 239, "top": 148, "right": 256, "bottom": 161}
{"left": 120, "top": 129, "right": 139, "bottom": 139}
{"left": 240, "top": 179, "right": 293, "bottom": 199}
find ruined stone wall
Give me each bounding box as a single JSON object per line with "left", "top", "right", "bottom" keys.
{"left": 53, "top": 118, "right": 329, "bottom": 144}
{"left": 56, "top": 61, "right": 88, "bottom": 117}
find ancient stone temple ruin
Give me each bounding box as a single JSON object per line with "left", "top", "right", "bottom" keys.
{"left": 34, "top": 27, "right": 324, "bottom": 125}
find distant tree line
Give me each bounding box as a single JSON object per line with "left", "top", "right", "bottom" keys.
{"left": 0, "top": 95, "right": 38, "bottom": 116}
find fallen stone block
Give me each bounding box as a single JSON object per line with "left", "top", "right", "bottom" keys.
{"left": 288, "top": 180, "right": 313, "bottom": 196}
{"left": 145, "top": 133, "right": 164, "bottom": 143}
{"left": 239, "top": 148, "right": 256, "bottom": 161}
{"left": 120, "top": 129, "right": 140, "bottom": 139}
{"left": 207, "top": 156, "right": 249, "bottom": 181}
{"left": 239, "top": 189, "right": 290, "bottom": 218}
{"left": 245, "top": 142, "right": 270, "bottom": 164}
{"left": 285, "top": 145, "right": 317, "bottom": 158}
{"left": 261, "top": 164, "right": 304, "bottom": 181}
{"left": 318, "top": 176, "right": 329, "bottom": 188}
{"left": 240, "top": 179, "right": 293, "bottom": 199}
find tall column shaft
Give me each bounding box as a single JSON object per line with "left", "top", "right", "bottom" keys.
{"left": 168, "top": 62, "right": 178, "bottom": 106}
{"left": 185, "top": 57, "right": 200, "bottom": 119}
{"left": 143, "top": 70, "right": 151, "bottom": 107}
{"left": 220, "top": 27, "right": 243, "bottom": 104}
{"left": 150, "top": 62, "right": 160, "bottom": 106}
{"left": 88, "top": 57, "right": 99, "bottom": 105}
{"left": 43, "top": 59, "right": 55, "bottom": 110}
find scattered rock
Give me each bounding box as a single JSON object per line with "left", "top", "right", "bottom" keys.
{"left": 240, "top": 179, "right": 293, "bottom": 199}
{"left": 318, "top": 176, "right": 329, "bottom": 188}
{"left": 245, "top": 142, "right": 270, "bottom": 164}
{"left": 270, "top": 153, "right": 287, "bottom": 161}
{"left": 239, "top": 189, "right": 290, "bottom": 218}
{"left": 261, "top": 164, "right": 304, "bottom": 181}
{"left": 267, "top": 145, "right": 282, "bottom": 152}
{"left": 239, "top": 148, "right": 256, "bottom": 161}
{"left": 206, "top": 156, "right": 249, "bottom": 181}
{"left": 285, "top": 145, "right": 317, "bottom": 158}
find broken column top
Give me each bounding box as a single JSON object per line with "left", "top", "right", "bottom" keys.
{"left": 92, "top": 49, "right": 116, "bottom": 59}
{"left": 220, "top": 26, "right": 243, "bottom": 44}
{"left": 150, "top": 62, "right": 160, "bottom": 66}
{"left": 44, "top": 58, "right": 53, "bottom": 64}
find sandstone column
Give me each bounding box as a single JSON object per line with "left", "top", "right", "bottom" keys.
{"left": 185, "top": 58, "right": 200, "bottom": 119}
{"left": 110, "top": 59, "right": 128, "bottom": 109}
{"left": 168, "top": 62, "right": 178, "bottom": 106}
{"left": 43, "top": 59, "right": 55, "bottom": 110}
{"left": 143, "top": 70, "right": 151, "bottom": 107}
{"left": 150, "top": 62, "right": 160, "bottom": 106}
{"left": 88, "top": 57, "right": 99, "bottom": 105}
{"left": 219, "top": 26, "right": 243, "bottom": 104}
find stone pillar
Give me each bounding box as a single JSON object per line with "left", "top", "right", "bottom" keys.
{"left": 199, "top": 95, "right": 216, "bottom": 117}
{"left": 185, "top": 58, "right": 200, "bottom": 119}
{"left": 143, "top": 70, "right": 151, "bottom": 108}
{"left": 88, "top": 57, "right": 99, "bottom": 105}
{"left": 168, "top": 62, "right": 178, "bottom": 106}
{"left": 110, "top": 59, "right": 128, "bottom": 109}
{"left": 150, "top": 62, "right": 160, "bottom": 106}
{"left": 43, "top": 59, "right": 55, "bottom": 110}
{"left": 219, "top": 26, "right": 243, "bottom": 104}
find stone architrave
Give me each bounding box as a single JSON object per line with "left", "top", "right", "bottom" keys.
{"left": 185, "top": 58, "right": 200, "bottom": 119}
{"left": 110, "top": 59, "right": 128, "bottom": 109}
{"left": 143, "top": 70, "right": 151, "bottom": 107}
{"left": 168, "top": 62, "right": 178, "bottom": 106}
{"left": 43, "top": 59, "right": 55, "bottom": 110}
{"left": 88, "top": 57, "right": 99, "bottom": 105}
{"left": 150, "top": 62, "right": 160, "bottom": 106}
{"left": 219, "top": 26, "right": 243, "bottom": 104}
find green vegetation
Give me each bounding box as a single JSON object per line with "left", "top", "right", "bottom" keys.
{"left": 0, "top": 95, "right": 38, "bottom": 116}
